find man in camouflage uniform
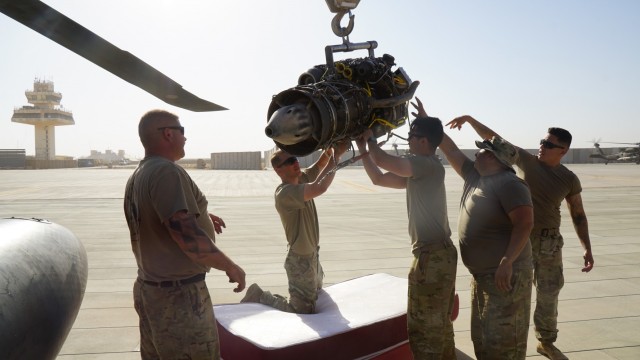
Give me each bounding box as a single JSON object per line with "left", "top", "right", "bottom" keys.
{"left": 356, "top": 114, "right": 458, "bottom": 359}
{"left": 241, "top": 141, "right": 348, "bottom": 313}
{"left": 414, "top": 98, "right": 534, "bottom": 359}
{"left": 124, "top": 110, "right": 246, "bottom": 359}
{"left": 447, "top": 116, "right": 594, "bottom": 360}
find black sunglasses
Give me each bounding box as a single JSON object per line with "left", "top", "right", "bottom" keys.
{"left": 540, "top": 139, "right": 564, "bottom": 149}
{"left": 278, "top": 156, "right": 298, "bottom": 167}
{"left": 481, "top": 139, "right": 497, "bottom": 150}
{"left": 157, "top": 126, "right": 185, "bottom": 135}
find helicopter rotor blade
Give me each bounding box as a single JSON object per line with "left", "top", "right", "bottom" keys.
{"left": 0, "top": 0, "right": 226, "bottom": 112}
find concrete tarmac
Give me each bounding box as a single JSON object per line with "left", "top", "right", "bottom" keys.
{"left": 1, "top": 164, "right": 638, "bottom": 359}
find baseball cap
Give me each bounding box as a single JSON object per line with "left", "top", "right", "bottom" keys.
{"left": 475, "top": 136, "right": 518, "bottom": 172}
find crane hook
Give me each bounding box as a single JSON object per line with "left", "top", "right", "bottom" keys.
{"left": 331, "top": 10, "right": 355, "bottom": 38}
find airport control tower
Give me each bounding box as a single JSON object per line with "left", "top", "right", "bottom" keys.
{"left": 11, "top": 79, "right": 74, "bottom": 160}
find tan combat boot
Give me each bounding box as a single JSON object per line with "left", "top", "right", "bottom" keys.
{"left": 537, "top": 342, "right": 569, "bottom": 360}
{"left": 240, "top": 283, "right": 264, "bottom": 303}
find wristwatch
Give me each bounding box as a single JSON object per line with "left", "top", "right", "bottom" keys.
{"left": 367, "top": 137, "right": 377, "bottom": 143}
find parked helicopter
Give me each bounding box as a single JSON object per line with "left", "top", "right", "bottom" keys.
{"left": 589, "top": 141, "right": 640, "bottom": 164}
{"left": 391, "top": 139, "right": 410, "bottom": 156}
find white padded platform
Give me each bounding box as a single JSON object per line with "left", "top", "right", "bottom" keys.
{"left": 214, "top": 273, "right": 410, "bottom": 360}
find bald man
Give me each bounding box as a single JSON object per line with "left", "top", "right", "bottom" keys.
{"left": 124, "top": 109, "right": 246, "bottom": 359}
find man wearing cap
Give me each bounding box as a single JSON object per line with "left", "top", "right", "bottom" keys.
{"left": 413, "top": 98, "right": 534, "bottom": 359}
{"left": 355, "top": 117, "right": 458, "bottom": 359}
{"left": 446, "top": 115, "right": 594, "bottom": 360}
{"left": 241, "top": 141, "right": 348, "bottom": 313}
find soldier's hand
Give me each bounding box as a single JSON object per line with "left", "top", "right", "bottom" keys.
{"left": 209, "top": 214, "right": 226, "bottom": 234}
{"left": 446, "top": 115, "right": 474, "bottom": 131}
{"left": 360, "top": 128, "right": 374, "bottom": 140}
{"left": 355, "top": 135, "right": 367, "bottom": 153}
{"left": 495, "top": 259, "right": 513, "bottom": 292}
{"left": 333, "top": 138, "right": 351, "bottom": 157}
{"left": 226, "top": 264, "right": 246, "bottom": 293}
{"left": 410, "top": 96, "right": 428, "bottom": 118}
{"left": 582, "top": 249, "right": 594, "bottom": 272}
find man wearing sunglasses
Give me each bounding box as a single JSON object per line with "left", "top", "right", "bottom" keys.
{"left": 241, "top": 140, "right": 349, "bottom": 314}
{"left": 412, "top": 99, "right": 534, "bottom": 359}
{"left": 446, "top": 111, "right": 594, "bottom": 360}
{"left": 124, "top": 110, "right": 246, "bottom": 359}
{"left": 355, "top": 117, "right": 458, "bottom": 359}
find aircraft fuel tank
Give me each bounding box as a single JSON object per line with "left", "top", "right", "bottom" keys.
{"left": 0, "top": 217, "right": 88, "bottom": 360}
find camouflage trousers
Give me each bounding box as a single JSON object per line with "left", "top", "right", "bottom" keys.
{"left": 260, "top": 249, "right": 323, "bottom": 314}
{"left": 470, "top": 268, "right": 533, "bottom": 360}
{"left": 133, "top": 279, "right": 220, "bottom": 360}
{"left": 407, "top": 241, "right": 458, "bottom": 360}
{"left": 531, "top": 233, "right": 565, "bottom": 343}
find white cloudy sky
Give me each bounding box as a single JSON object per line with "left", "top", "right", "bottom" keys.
{"left": 1, "top": 0, "right": 638, "bottom": 159}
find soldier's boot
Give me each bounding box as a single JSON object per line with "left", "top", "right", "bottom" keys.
{"left": 240, "top": 283, "right": 264, "bottom": 303}
{"left": 537, "top": 342, "right": 569, "bottom": 360}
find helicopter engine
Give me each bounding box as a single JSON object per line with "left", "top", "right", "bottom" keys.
{"left": 266, "top": 52, "right": 418, "bottom": 156}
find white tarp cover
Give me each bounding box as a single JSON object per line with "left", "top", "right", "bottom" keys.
{"left": 214, "top": 273, "right": 408, "bottom": 349}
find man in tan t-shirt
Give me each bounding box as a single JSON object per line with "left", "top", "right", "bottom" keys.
{"left": 355, "top": 116, "right": 458, "bottom": 359}
{"left": 446, "top": 115, "right": 594, "bottom": 360}
{"left": 415, "top": 98, "right": 534, "bottom": 359}
{"left": 241, "top": 141, "right": 348, "bottom": 313}
{"left": 124, "top": 109, "right": 246, "bottom": 360}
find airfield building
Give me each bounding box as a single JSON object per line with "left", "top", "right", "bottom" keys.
{"left": 11, "top": 79, "right": 74, "bottom": 160}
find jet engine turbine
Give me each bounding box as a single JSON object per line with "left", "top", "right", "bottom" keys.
{"left": 266, "top": 42, "right": 418, "bottom": 156}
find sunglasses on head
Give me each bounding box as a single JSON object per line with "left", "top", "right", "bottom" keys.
{"left": 540, "top": 139, "right": 565, "bottom": 149}
{"left": 157, "top": 126, "right": 185, "bottom": 135}
{"left": 278, "top": 156, "right": 298, "bottom": 167}
{"left": 481, "top": 139, "right": 497, "bottom": 150}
